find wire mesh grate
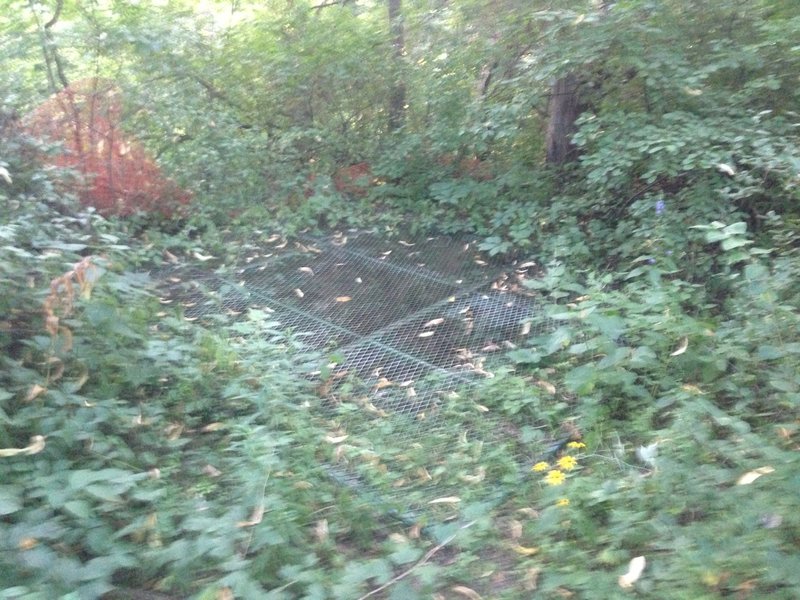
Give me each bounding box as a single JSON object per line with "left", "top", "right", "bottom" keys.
{"left": 153, "top": 231, "right": 554, "bottom": 519}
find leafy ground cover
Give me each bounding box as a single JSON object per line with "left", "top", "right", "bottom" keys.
{"left": 3, "top": 1, "right": 800, "bottom": 598}
{"left": 3, "top": 133, "right": 800, "bottom": 600}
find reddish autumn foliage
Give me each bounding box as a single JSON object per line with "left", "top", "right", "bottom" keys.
{"left": 305, "top": 161, "right": 374, "bottom": 199}
{"left": 24, "top": 78, "right": 190, "bottom": 216}
{"left": 332, "top": 162, "right": 373, "bottom": 198}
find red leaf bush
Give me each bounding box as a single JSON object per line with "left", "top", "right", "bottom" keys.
{"left": 24, "top": 78, "right": 190, "bottom": 216}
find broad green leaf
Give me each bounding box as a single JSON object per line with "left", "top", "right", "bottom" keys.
{"left": 757, "top": 345, "right": 785, "bottom": 360}
{"left": 0, "top": 487, "right": 22, "bottom": 515}
{"left": 564, "top": 365, "right": 596, "bottom": 394}
{"left": 84, "top": 484, "right": 123, "bottom": 503}
{"left": 723, "top": 222, "right": 748, "bottom": 235}
{"left": 721, "top": 237, "right": 751, "bottom": 251}
{"left": 63, "top": 500, "right": 92, "bottom": 519}
{"left": 507, "top": 348, "right": 543, "bottom": 365}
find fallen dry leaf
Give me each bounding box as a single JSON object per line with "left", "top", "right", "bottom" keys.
{"left": 619, "top": 556, "right": 646, "bottom": 589}
{"left": 459, "top": 467, "right": 486, "bottom": 484}
{"left": 717, "top": 163, "right": 736, "bottom": 176}
{"left": 736, "top": 466, "right": 775, "bottom": 485}
{"left": 202, "top": 464, "right": 222, "bottom": 477}
{"left": 18, "top": 537, "right": 37, "bottom": 551}
{"left": 236, "top": 504, "right": 265, "bottom": 527}
{"left": 428, "top": 496, "right": 461, "bottom": 505}
{"left": 523, "top": 567, "right": 540, "bottom": 591}
{"left": 452, "top": 586, "right": 482, "bottom": 600}
{"left": 670, "top": 337, "right": 689, "bottom": 356}
{"left": 418, "top": 331, "right": 435, "bottom": 338}
{"left": 294, "top": 288, "right": 304, "bottom": 298}
{"left": 536, "top": 380, "right": 557, "bottom": 395}
{"left": 298, "top": 267, "right": 315, "bottom": 275}
{"left": 509, "top": 519, "right": 523, "bottom": 539}
{"left": 335, "top": 296, "right": 351, "bottom": 302}
{"left": 24, "top": 384, "right": 47, "bottom": 403}
{"left": 325, "top": 434, "right": 349, "bottom": 444}
{"left": 423, "top": 317, "right": 445, "bottom": 327}
{"left": 374, "top": 377, "right": 393, "bottom": 390}
{"left": 0, "top": 435, "right": 46, "bottom": 458}
{"left": 314, "top": 518, "right": 329, "bottom": 542}
{"left": 511, "top": 544, "right": 540, "bottom": 556}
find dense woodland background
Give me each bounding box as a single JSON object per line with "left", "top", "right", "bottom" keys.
{"left": 2, "top": 1, "right": 800, "bottom": 598}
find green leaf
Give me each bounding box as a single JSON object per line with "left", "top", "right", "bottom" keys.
{"left": 63, "top": 500, "right": 92, "bottom": 519}
{"left": 0, "top": 486, "right": 22, "bottom": 515}
{"left": 757, "top": 345, "right": 785, "bottom": 360}
{"left": 389, "top": 544, "right": 423, "bottom": 565}
{"left": 723, "top": 222, "right": 748, "bottom": 235}
{"left": 546, "top": 327, "right": 572, "bottom": 354}
{"left": 507, "top": 348, "right": 543, "bottom": 365}
{"left": 84, "top": 484, "right": 123, "bottom": 503}
{"left": 705, "top": 230, "right": 728, "bottom": 243}
{"left": 564, "top": 364, "right": 596, "bottom": 394}
{"left": 598, "top": 346, "right": 629, "bottom": 368}
{"left": 770, "top": 378, "right": 798, "bottom": 393}
{"left": 721, "top": 237, "right": 751, "bottom": 251}
{"left": 389, "top": 580, "right": 422, "bottom": 600}
{"left": 629, "top": 346, "right": 657, "bottom": 367}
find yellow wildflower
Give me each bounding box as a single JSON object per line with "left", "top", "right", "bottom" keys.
{"left": 532, "top": 461, "right": 550, "bottom": 472}
{"left": 557, "top": 455, "right": 578, "bottom": 471}
{"left": 567, "top": 441, "right": 586, "bottom": 449}
{"left": 544, "top": 469, "right": 566, "bottom": 486}
{"left": 556, "top": 498, "right": 570, "bottom": 507}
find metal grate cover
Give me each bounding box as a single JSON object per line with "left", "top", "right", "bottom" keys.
{"left": 154, "top": 231, "right": 553, "bottom": 520}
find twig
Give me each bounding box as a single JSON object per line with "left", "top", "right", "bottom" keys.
{"left": 356, "top": 519, "right": 477, "bottom": 600}
{"left": 239, "top": 466, "right": 271, "bottom": 558}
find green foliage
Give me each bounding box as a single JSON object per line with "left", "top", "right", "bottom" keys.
{"left": 3, "top": 0, "right": 800, "bottom": 597}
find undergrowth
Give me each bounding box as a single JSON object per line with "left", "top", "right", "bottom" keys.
{"left": 3, "top": 53, "right": 800, "bottom": 599}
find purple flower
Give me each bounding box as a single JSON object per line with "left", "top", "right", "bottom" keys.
{"left": 647, "top": 257, "right": 656, "bottom": 265}
{"left": 655, "top": 200, "right": 666, "bottom": 215}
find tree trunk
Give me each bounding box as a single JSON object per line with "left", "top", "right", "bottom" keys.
{"left": 545, "top": 73, "right": 580, "bottom": 165}
{"left": 387, "top": 0, "right": 405, "bottom": 131}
